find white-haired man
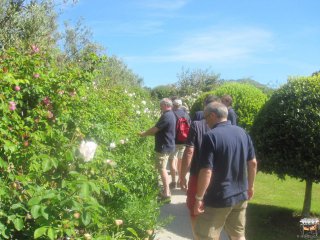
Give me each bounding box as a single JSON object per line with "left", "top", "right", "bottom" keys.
{"left": 168, "top": 98, "right": 191, "bottom": 189}
{"left": 139, "top": 98, "right": 176, "bottom": 201}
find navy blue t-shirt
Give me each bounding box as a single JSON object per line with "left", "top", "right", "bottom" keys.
{"left": 228, "top": 107, "right": 237, "bottom": 125}
{"left": 192, "top": 111, "right": 204, "bottom": 121}
{"left": 185, "top": 119, "right": 210, "bottom": 176}
{"left": 155, "top": 110, "right": 176, "bottom": 153}
{"left": 199, "top": 121, "right": 255, "bottom": 207}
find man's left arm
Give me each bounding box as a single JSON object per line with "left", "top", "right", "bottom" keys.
{"left": 194, "top": 168, "right": 212, "bottom": 215}
{"left": 247, "top": 158, "right": 257, "bottom": 200}
{"left": 139, "top": 127, "right": 159, "bottom": 137}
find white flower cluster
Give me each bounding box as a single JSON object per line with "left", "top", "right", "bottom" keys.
{"left": 181, "top": 91, "right": 203, "bottom": 109}
{"left": 79, "top": 140, "right": 98, "bottom": 162}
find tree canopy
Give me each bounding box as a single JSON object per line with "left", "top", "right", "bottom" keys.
{"left": 251, "top": 75, "right": 320, "bottom": 216}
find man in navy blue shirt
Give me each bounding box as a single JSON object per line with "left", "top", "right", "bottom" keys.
{"left": 192, "top": 95, "right": 220, "bottom": 121}
{"left": 139, "top": 98, "right": 176, "bottom": 200}
{"left": 221, "top": 94, "right": 237, "bottom": 125}
{"left": 194, "top": 102, "right": 257, "bottom": 240}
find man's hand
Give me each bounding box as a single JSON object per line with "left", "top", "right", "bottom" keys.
{"left": 138, "top": 127, "right": 159, "bottom": 137}
{"left": 138, "top": 132, "right": 145, "bottom": 137}
{"left": 180, "top": 176, "right": 188, "bottom": 191}
{"left": 248, "top": 187, "right": 254, "bottom": 200}
{"left": 193, "top": 200, "right": 204, "bottom": 216}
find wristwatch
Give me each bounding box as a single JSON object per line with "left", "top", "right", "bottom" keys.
{"left": 195, "top": 195, "right": 203, "bottom": 201}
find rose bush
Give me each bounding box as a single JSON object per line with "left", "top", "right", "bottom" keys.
{"left": 0, "top": 48, "right": 160, "bottom": 239}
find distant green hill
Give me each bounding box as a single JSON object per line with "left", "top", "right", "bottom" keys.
{"left": 221, "top": 78, "right": 275, "bottom": 96}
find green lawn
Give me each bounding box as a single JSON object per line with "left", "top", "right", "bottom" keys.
{"left": 246, "top": 172, "right": 320, "bottom": 239}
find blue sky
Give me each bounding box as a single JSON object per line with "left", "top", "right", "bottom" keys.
{"left": 60, "top": 0, "right": 320, "bottom": 88}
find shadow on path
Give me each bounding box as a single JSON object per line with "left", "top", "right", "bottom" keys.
{"left": 157, "top": 189, "right": 193, "bottom": 239}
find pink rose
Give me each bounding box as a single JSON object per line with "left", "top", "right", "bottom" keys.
{"left": 31, "top": 45, "right": 39, "bottom": 53}
{"left": 42, "top": 97, "right": 51, "bottom": 106}
{"left": 47, "top": 110, "right": 54, "bottom": 119}
{"left": 9, "top": 101, "right": 16, "bottom": 111}
{"left": 33, "top": 73, "right": 40, "bottom": 78}
{"left": 14, "top": 86, "right": 21, "bottom": 91}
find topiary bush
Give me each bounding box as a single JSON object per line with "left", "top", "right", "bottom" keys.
{"left": 251, "top": 75, "right": 320, "bottom": 216}
{"left": 190, "top": 82, "right": 268, "bottom": 131}
{"left": 0, "top": 48, "right": 160, "bottom": 239}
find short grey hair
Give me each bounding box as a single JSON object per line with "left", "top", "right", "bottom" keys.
{"left": 204, "top": 102, "right": 228, "bottom": 119}
{"left": 204, "top": 94, "right": 220, "bottom": 106}
{"left": 160, "top": 98, "right": 173, "bottom": 107}
{"left": 173, "top": 99, "right": 182, "bottom": 106}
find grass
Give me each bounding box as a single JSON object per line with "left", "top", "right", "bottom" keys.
{"left": 246, "top": 172, "right": 320, "bottom": 240}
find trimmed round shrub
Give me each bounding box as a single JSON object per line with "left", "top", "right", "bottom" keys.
{"left": 251, "top": 75, "right": 320, "bottom": 181}
{"left": 191, "top": 82, "right": 268, "bottom": 131}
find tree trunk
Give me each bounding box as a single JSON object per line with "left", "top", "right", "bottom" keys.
{"left": 302, "top": 179, "right": 313, "bottom": 217}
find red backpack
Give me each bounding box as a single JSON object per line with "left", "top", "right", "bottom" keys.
{"left": 174, "top": 112, "right": 190, "bottom": 142}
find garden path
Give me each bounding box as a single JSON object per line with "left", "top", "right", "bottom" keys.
{"left": 155, "top": 174, "right": 230, "bottom": 240}
{"left": 155, "top": 187, "right": 194, "bottom": 239}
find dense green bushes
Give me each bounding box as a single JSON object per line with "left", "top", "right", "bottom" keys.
{"left": 0, "top": 48, "right": 160, "bottom": 239}
{"left": 191, "top": 82, "right": 268, "bottom": 131}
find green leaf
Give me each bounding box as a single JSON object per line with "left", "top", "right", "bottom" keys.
{"left": 80, "top": 182, "right": 90, "bottom": 197}
{"left": 3, "top": 140, "right": 17, "bottom": 153}
{"left": 7, "top": 215, "right": 16, "bottom": 222}
{"left": 0, "top": 222, "right": 6, "bottom": 231}
{"left": 10, "top": 203, "right": 23, "bottom": 210}
{"left": 28, "top": 197, "right": 42, "bottom": 206}
{"left": 114, "top": 182, "right": 129, "bottom": 192}
{"left": 65, "top": 150, "right": 74, "bottom": 161}
{"left": 0, "top": 157, "right": 8, "bottom": 169}
{"left": 41, "top": 206, "right": 49, "bottom": 220}
{"left": 47, "top": 227, "right": 56, "bottom": 240}
{"left": 81, "top": 211, "right": 91, "bottom": 226}
{"left": 127, "top": 227, "right": 138, "bottom": 237}
{"left": 0, "top": 221, "right": 9, "bottom": 239}
{"left": 42, "top": 158, "right": 53, "bottom": 172}
{"left": 61, "top": 180, "right": 67, "bottom": 188}
{"left": 34, "top": 226, "right": 47, "bottom": 239}
{"left": 31, "top": 205, "right": 41, "bottom": 219}
{"left": 43, "top": 191, "right": 56, "bottom": 200}
{"left": 51, "top": 158, "right": 58, "bottom": 169}
{"left": 88, "top": 181, "right": 100, "bottom": 194}
{"left": 13, "top": 218, "right": 24, "bottom": 231}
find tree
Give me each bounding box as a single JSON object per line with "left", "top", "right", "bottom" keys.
{"left": 61, "top": 18, "right": 104, "bottom": 62}
{"left": 311, "top": 70, "right": 320, "bottom": 76}
{"left": 251, "top": 75, "right": 320, "bottom": 217}
{"left": 176, "top": 67, "right": 220, "bottom": 96}
{"left": 150, "top": 84, "right": 178, "bottom": 100}
{"left": 0, "top": 0, "right": 60, "bottom": 51}
{"left": 96, "top": 55, "right": 144, "bottom": 88}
